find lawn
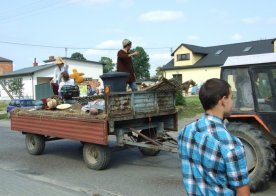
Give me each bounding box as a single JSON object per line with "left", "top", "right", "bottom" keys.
{"left": 177, "top": 96, "right": 204, "bottom": 119}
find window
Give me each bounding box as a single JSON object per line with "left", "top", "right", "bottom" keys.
{"left": 222, "top": 68, "right": 254, "bottom": 111}
{"left": 177, "top": 53, "right": 190, "bottom": 61}
{"left": 215, "top": 49, "right": 223, "bottom": 55}
{"left": 243, "top": 46, "right": 252, "bottom": 52}
{"left": 173, "top": 74, "right": 182, "bottom": 84}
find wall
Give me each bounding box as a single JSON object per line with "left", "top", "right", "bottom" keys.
{"left": 0, "top": 60, "right": 103, "bottom": 100}
{"left": 173, "top": 46, "right": 203, "bottom": 66}
{"left": 164, "top": 66, "right": 221, "bottom": 85}
{"left": 65, "top": 59, "right": 103, "bottom": 80}
{"left": 0, "top": 75, "right": 33, "bottom": 100}
{"left": 33, "top": 60, "right": 103, "bottom": 99}
{"left": 0, "top": 62, "right": 13, "bottom": 75}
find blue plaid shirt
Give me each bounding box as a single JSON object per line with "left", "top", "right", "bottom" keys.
{"left": 177, "top": 114, "right": 249, "bottom": 195}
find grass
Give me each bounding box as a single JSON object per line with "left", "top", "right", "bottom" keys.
{"left": 0, "top": 97, "right": 203, "bottom": 120}
{"left": 0, "top": 101, "right": 9, "bottom": 119}
{"left": 177, "top": 96, "right": 204, "bottom": 119}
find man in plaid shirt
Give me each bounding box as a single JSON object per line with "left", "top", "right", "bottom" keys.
{"left": 178, "top": 78, "right": 250, "bottom": 195}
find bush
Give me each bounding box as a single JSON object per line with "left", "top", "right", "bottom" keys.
{"left": 175, "top": 90, "right": 185, "bottom": 105}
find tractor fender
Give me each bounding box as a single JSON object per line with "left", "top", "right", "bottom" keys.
{"left": 226, "top": 114, "right": 276, "bottom": 145}
{"left": 227, "top": 114, "right": 270, "bottom": 132}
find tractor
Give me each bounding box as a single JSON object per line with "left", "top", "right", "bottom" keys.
{"left": 221, "top": 53, "right": 276, "bottom": 191}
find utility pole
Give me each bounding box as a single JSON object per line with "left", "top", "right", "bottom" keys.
{"left": 65, "top": 47, "right": 68, "bottom": 57}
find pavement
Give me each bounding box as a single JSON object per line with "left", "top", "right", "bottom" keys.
{"left": 0, "top": 118, "right": 275, "bottom": 196}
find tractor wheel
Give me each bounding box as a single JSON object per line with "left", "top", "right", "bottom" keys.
{"left": 227, "top": 122, "right": 275, "bottom": 192}
{"left": 137, "top": 128, "right": 160, "bottom": 156}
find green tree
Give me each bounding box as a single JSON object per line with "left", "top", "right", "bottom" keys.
{"left": 132, "top": 46, "right": 151, "bottom": 79}
{"left": 100, "top": 57, "right": 115, "bottom": 73}
{"left": 6, "top": 78, "right": 24, "bottom": 98}
{"left": 71, "top": 52, "right": 87, "bottom": 60}
{"left": 155, "top": 66, "right": 164, "bottom": 77}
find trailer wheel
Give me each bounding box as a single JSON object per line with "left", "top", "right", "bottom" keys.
{"left": 83, "top": 143, "right": 111, "bottom": 170}
{"left": 138, "top": 128, "right": 160, "bottom": 156}
{"left": 227, "top": 122, "right": 275, "bottom": 192}
{"left": 25, "top": 134, "right": 45, "bottom": 155}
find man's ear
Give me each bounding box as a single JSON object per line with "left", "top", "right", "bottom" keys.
{"left": 221, "top": 96, "right": 227, "bottom": 107}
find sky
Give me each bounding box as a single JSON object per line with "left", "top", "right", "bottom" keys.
{"left": 0, "top": 0, "right": 276, "bottom": 76}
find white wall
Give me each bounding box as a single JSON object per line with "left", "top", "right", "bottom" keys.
{"left": 33, "top": 60, "right": 103, "bottom": 99}
{"left": 0, "top": 60, "right": 103, "bottom": 100}
{"left": 65, "top": 59, "right": 103, "bottom": 80}
{"left": 0, "top": 75, "right": 33, "bottom": 100}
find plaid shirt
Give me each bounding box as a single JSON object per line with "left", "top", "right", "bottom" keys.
{"left": 177, "top": 114, "right": 249, "bottom": 195}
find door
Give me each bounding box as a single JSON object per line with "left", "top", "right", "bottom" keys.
{"left": 252, "top": 67, "right": 276, "bottom": 136}
{"left": 35, "top": 83, "right": 54, "bottom": 100}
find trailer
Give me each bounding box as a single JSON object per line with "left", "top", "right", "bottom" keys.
{"left": 11, "top": 89, "right": 178, "bottom": 170}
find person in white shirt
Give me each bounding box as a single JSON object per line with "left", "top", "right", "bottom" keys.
{"left": 58, "top": 72, "right": 75, "bottom": 94}
{"left": 50, "top": 57, "right": 69, "bottom": 95}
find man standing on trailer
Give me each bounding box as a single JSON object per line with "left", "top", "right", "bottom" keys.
{"left": 117, "top": 39, "right": 139, "bottom": 91}
{"left": 177, "top": 78, "right": 250, "bottom": 195}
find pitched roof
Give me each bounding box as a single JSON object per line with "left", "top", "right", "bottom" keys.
{"left": 0, "top": 63, "right": 55, "bottom": 79}
{"left": 172, "top": 44, "right": 208, "bottom": 55}
{"left": 162, "top": 39, "right": 274, "bottom": 70}
{"left": 0, "top": 57, "right": 12, "bottom": 62}
{"left": 44, "top": 57, "right": 103, "bottom": 65}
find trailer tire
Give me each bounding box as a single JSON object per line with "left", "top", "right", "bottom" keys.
{"left": 138, "top": 129, "right": 160, "bottom": 156}
{"left": 83, "top": 143, "right": 111, "bottom": 170}
{"left": 227, "top": 122, "right": 275, "bottom": 192}
{"left": 25, "top": 134, "right": 45, "bottom": 155}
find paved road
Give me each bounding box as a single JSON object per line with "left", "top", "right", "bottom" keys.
{"left": 0, "top": 119, "right": 275, "bottom": 196}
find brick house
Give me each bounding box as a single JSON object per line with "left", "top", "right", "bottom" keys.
{"left": 0, "top": 57, "right": 13, "bottom": 75}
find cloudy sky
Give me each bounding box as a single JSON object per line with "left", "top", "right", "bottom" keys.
{"left": 0, "top": 0, "right": 276, "bottom": 76}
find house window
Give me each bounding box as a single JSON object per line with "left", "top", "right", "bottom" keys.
{"left": 215, "top": 49, "right": 223, "bottom": 55}
{"left": 173, "top": 74, "right": 182, "bottom": 84}
{"left": 243, "top": 46, "right": 252, "bottom": 52}
{"left": 177, "top": 53, "right": 190, "bottom": 61}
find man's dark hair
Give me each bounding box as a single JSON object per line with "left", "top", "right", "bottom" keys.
{"left": 61, "top": 72, "right": 70, "bottom": 82}
{"left": 199, "top": 78, "right": 231, "bottom": 110}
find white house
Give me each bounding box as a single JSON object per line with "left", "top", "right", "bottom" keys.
{"left": 0, "top": 57, "right": 103, "bottom": 100}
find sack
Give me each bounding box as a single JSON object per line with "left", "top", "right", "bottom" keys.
{"left": 60, "top": 85, "right": 80, "bottom": 99}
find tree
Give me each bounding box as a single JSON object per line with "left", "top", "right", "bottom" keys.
{"left": 6, "top": 78, "right": 24, "bottom": 98}
{"left": 155, "top": 66, "right": 164, "bottom": 77}
{"left": 132, "top": 46, "right": 151, "bottom": 79}
{"left": 100, "top": 57, "right": 115, "bottom": 73}
{"left": 71, "top": 52, "right": 87, "bottom": 60}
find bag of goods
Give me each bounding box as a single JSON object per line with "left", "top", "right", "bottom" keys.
{"left": 90, "top": 108, "right": 98, "bottom": 115}
{"left": 47, "top": 98, "right": 57, "bottom": 109}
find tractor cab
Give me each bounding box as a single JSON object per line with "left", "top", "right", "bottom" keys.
{"left": 222, "top": 53, "right": 276, "bottom": 137}
{"left": 221, "top": 53, "right": 276, "bottom": 192}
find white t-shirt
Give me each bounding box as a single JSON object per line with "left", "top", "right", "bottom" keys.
{"left": 53, "top": 65, "right": 68, "bottom": 84}
{"left": 58, "top": 79, "right": 75, "bottom": 93}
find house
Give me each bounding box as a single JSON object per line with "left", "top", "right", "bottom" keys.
{"left": 0, "top": 56, "right": 13, "bottom": 75}
{"left": 161, "top": 38, "right": 276, "bottom": 85}
{"left": 0, "top": 57, "right": 103, "bottom": 100}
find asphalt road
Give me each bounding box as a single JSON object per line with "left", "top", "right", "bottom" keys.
{"left": 0, "top": 119, "right": 275, "bottom": 196}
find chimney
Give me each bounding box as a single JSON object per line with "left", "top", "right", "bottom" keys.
{"left": 49, "top": 56, "right": 55, "bottom": 61}
{"left": 33, "top": 58, "right": 38, "bottom": 67}
{"left": 274, "top": 39, "right": 276, "bottom": 53}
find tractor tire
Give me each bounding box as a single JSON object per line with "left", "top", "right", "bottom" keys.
{"left": 83, "top": 143, "right": 111, "bottom": 170}
{"left": 227, "top": 122, "right": 275, "bottom": 192}
{"left": 137, "top": 128, "right": 160, "bottom": 156}
{"left": 25, "top": 134, "right": 45, "bottom": 155}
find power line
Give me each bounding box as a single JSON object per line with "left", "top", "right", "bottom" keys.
{"left": 0, "top": 40, "right": 174, "bottom": 51}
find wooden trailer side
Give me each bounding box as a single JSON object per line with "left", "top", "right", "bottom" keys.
{"left": 11, "top": 115, "right": 108, "bottom": 145}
